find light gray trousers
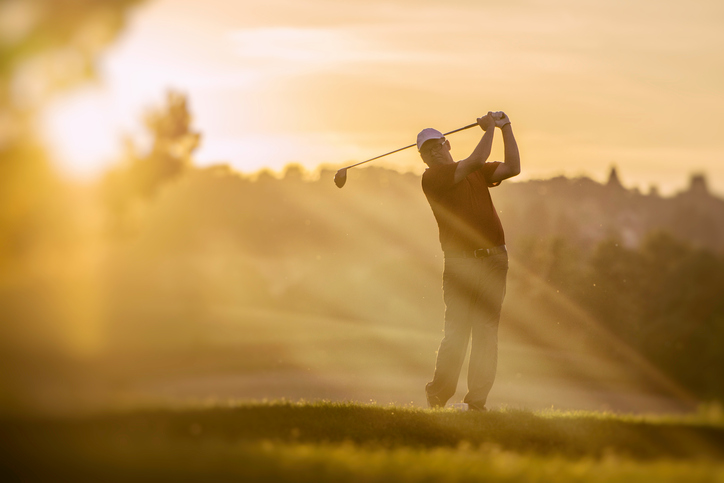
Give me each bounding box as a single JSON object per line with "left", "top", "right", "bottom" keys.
{"left": 425, "top": 252, "right": 508, "bottom": 409}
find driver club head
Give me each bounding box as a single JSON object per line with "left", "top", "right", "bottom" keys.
{"left": 334, "top": 168, "right": 348, "bottom": 188}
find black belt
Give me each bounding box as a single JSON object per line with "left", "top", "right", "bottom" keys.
{"left": 444, "top": 245, "right": 507, "bottom": 259}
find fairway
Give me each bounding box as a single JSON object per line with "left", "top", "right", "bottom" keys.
{"left": 2, "top": 402, "right": 723, "bottom": 482}
{"left": 20, "top": 303, "right": 695, "bottom": 417}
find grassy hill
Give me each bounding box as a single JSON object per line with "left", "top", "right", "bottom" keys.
{"left": 2, "top": 402, "right": 723, "bottom": 482}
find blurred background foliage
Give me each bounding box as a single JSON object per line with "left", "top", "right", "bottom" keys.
{"left": 1, "top": 0, "right": 723, "bottom": 415}
{"left": 0, "top": 0, "right": 145, "bottom": 409}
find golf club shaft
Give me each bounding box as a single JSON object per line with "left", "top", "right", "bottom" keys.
{"left": 342, "top": 122, "right": 479, "bottom": 170}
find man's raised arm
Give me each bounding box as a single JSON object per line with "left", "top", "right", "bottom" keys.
{"left": 490, "top": 112, "right": 520, "bottom": 183}
{"left": 453, "top": 112, "right": 496, "bottom": 184}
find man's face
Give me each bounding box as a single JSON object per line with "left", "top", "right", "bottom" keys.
{"left": 421, "top": 137, "right": 453, "bottom": 166}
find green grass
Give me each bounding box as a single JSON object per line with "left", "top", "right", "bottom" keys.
{"left": 2, "top": 402, "right": 723, "bottom": 482}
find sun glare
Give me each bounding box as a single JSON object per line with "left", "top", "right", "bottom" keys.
{"left": 39, "top": 86, "right": 122, "bottom": 179}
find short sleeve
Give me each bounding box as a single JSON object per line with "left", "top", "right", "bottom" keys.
{"left": 421, "top": 163, "right": 458, "bottom": 199}
{"left": 482, "top": 161, "right": 502, "bottom": 188}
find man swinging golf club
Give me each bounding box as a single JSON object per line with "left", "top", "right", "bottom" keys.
{"left": 419, "top": 110, "right": 520, "bottom": 411}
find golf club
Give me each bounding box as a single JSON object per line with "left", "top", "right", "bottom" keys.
{"left": 334, "top": 122, "right": 479, "bottom": 188}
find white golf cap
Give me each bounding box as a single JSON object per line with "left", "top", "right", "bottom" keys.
{"left": 416, "top": 128, "right": 444, "bottom": 151}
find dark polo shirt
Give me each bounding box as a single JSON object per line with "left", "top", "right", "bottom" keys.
{"left": 422, "top": 161, "right": 505, "bottom": 253}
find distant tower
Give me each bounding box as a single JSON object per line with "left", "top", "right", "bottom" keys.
{"left": 606, "top": 166, "right": 624, "bottom": 190}
{"left": 687, "top": 173, "right": 709, "bottom": 196}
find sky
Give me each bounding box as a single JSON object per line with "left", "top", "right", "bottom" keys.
{"left": 40, "top": 0, "right": 724, "bottom": 195}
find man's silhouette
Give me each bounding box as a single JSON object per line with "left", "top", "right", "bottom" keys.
{"left": 418, "top": 111, "right": 520, "bottom": 410}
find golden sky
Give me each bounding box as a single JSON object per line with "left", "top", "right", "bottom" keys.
{"left": 41, "top": 0, "right": 724, "bottom": 194}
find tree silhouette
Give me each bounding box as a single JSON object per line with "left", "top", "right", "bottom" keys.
{"left": 102, "top": 91, "right": 201, "bottom": 234}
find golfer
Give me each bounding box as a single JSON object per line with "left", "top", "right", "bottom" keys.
{"left": 418, "top": 111, "right": 520, "bottom": 411}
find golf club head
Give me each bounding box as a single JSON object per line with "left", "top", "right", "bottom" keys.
{"left": 334, "top": 168, "right": 348, "bottom": 188}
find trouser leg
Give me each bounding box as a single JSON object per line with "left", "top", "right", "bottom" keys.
{"left": 426, "top": 258, "right": 474, "bottom": 406}
{"left": 464, "top": 253, "right": 508, "bottom": 409}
